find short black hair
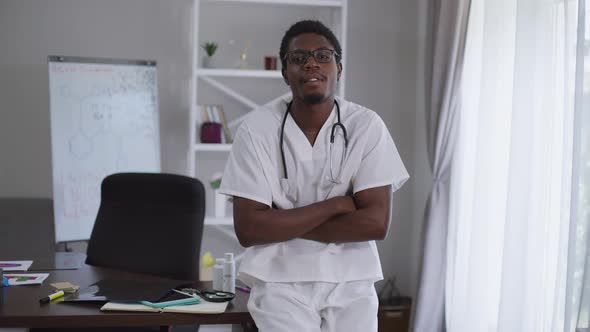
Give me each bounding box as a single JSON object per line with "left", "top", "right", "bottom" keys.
{"left": 279, "top": 20, "right": 342, "bottom": 69}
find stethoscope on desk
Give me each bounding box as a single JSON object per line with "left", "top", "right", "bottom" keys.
{"left": 173, "top": 287, "right": 235, "bottom": 303}
{"left": 279, "top": 99, "right": 348, "bottom": 184}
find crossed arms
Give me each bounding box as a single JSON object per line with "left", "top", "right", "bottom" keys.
{"left": 233, "top": 185, "right": 392, "bottom": 248}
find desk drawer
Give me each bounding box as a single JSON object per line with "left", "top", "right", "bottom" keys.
{"left": 378, "top": 307, "right": 410, "bottom": 332}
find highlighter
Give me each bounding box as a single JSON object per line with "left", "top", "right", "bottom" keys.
{"left": 40, "top": 290, "right": 65, "bottom": 303}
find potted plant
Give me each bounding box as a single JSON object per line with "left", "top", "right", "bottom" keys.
{"left": 201, "top": 41, "right": 218, "bottom": 68}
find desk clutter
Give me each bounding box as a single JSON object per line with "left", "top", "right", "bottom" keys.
{"left": 0, "top": 260, "right": 80, "bottom": 303}
{"left": 0, "top": 260, "right": 33, "bottom": 271}
{"left": 51, "top": 281, "right": 80, "bottom": 293}
{"left": 101, "top": 298, "right": 228, "bottom": 314}
{"left": 62, "top": 279, "right": 232, "bottom": 314}
{"left": 0, "top": 260, "right": 232, "bottom": 315}
{"left": 99, "top": 281, "right": 231, "bottom": 314}
{"left": 4, "top": 273, "right": 49, "bottom": 285}
{"left": 0, "top": 260, "right": 49, "bottom": 286}
{"left": 200, "top": 251, "right": 239, "bottom": 293}
{"left": 0, "top": 260, "right": 254, "bottom": 328}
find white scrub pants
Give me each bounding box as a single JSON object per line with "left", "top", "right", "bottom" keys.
{"left": 247, "top": 280, "right": 378, "bottom": 332}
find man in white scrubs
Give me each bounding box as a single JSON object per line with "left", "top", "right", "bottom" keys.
{"left": 219, "top": 20, "right": 409, "bottom": 332}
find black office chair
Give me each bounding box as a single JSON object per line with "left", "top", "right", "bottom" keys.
{"left": 86, "top": 172, "right": 205, "bottom": 280}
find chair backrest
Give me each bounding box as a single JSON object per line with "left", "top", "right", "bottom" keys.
{"left": 85, "top": 173, "right": 205, "bottom": 281}
{"left": 0, "top": 197, "right": 56, "bottom": 258}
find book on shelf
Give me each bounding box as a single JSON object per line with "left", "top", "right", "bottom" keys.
{"left": 198, "top": 104, "right": 232, "bottom": 144}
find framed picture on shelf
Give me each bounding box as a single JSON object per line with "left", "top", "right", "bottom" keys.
{"left": 197, "top": 105, "right": 232, "bottom": 144}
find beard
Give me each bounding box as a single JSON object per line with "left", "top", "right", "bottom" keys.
{"left": 303, "top": 93, "right": 325, "bottom": 105}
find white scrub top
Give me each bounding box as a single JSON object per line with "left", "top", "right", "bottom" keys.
{"left": 219, "top": 96, "right": 409, "bottom": 286}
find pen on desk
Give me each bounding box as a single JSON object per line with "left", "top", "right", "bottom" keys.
{"left": 235, "top": 286, "right": 250, "bottom": 293}
{"left": 40, "top": 290, "right": 65, "bottom": 303}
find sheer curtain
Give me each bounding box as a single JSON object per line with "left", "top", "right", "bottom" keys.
{"left": 413, "top": 0, "right": 471, "bottom": 331}
{"left": 565, "top": 1, "right": 590, "bottom": 331}
{"left": 447, "top": 0, "right": 578, "bottom": 331}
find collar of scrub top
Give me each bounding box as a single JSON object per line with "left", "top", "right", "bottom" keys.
{"left": 279, "top": 99, "right": 348, "bottom": 181}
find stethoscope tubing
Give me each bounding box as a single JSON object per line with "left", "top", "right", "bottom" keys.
{"left": 280, "top": 99, "right": 348, "bottom": 179}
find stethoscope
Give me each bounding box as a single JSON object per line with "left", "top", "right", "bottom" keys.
{"left": 169, "top": 285, "right": 235, "bottom": 303}
{"left": 279, "top": 99, "right": 348, "bottom": 184}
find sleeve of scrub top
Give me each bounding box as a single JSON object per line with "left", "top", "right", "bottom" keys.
{"left": 352, "top": 113, "right": 410, "bottom": 194}
{"left": 218, "top": 125, "right": 273, "bottom": 206}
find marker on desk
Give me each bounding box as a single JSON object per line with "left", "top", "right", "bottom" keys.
{"left": 40, "top": 290, "right": 65, "bottom": 303}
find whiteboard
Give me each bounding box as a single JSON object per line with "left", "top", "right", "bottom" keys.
{"left": 48, "top": 56, "right": 160, "bottom": 242}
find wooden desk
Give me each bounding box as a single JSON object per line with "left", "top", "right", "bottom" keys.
{"left": 0, "top": 264, "right": 254, "bottom": 329}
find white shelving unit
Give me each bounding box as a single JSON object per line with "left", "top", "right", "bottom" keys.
{"left": 189, "top": 0, "right": 348, "bottom": 226}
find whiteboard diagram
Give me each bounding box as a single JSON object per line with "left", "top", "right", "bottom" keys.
{"left": 48, "top": 56, "right": 160, "bottom": 242}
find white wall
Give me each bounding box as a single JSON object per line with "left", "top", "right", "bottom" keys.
{"left": 412, "top": 0, "right": 433, "bottom": 302}
{"left": 346, "top": 0, "right": 430, "bottom": 298}
{"left": 0, "top": 0, "right": 429, "bottom": 298}
{"left": 0, "top": 0, "right": 194, "bottom": 197}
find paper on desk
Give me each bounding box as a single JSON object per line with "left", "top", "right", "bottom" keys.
{"left": 51, "top": 281, "right": 80, "bottom": 293}
{"left": 5, "top": 273, "right": 49, "bottom": 286}
{"left": 0, "top": 260, "right": 33, "bottom": 271}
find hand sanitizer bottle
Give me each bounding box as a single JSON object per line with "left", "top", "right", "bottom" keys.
{"left": 222, "top": 253, "right": 235, "bottom": 293}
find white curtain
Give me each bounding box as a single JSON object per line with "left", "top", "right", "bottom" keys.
{"left": 413, "top": 0, "right": 471, "bottom": 331}
{"left": 447, "top": 0, "right": 579, "bottom": 331}
{"left": 565, "top": 1, "right": 590, "bottom": 331}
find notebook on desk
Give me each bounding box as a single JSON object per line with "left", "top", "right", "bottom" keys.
{"left": 101, "top": 300, "right": 228, "bottom": 314}
{"left": 66, "top": 279, "right": 228, "bottom": 313}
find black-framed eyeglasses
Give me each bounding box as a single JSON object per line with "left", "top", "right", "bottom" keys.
{"left": 283, "top": 48, "right": 340, "bottom": 66}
